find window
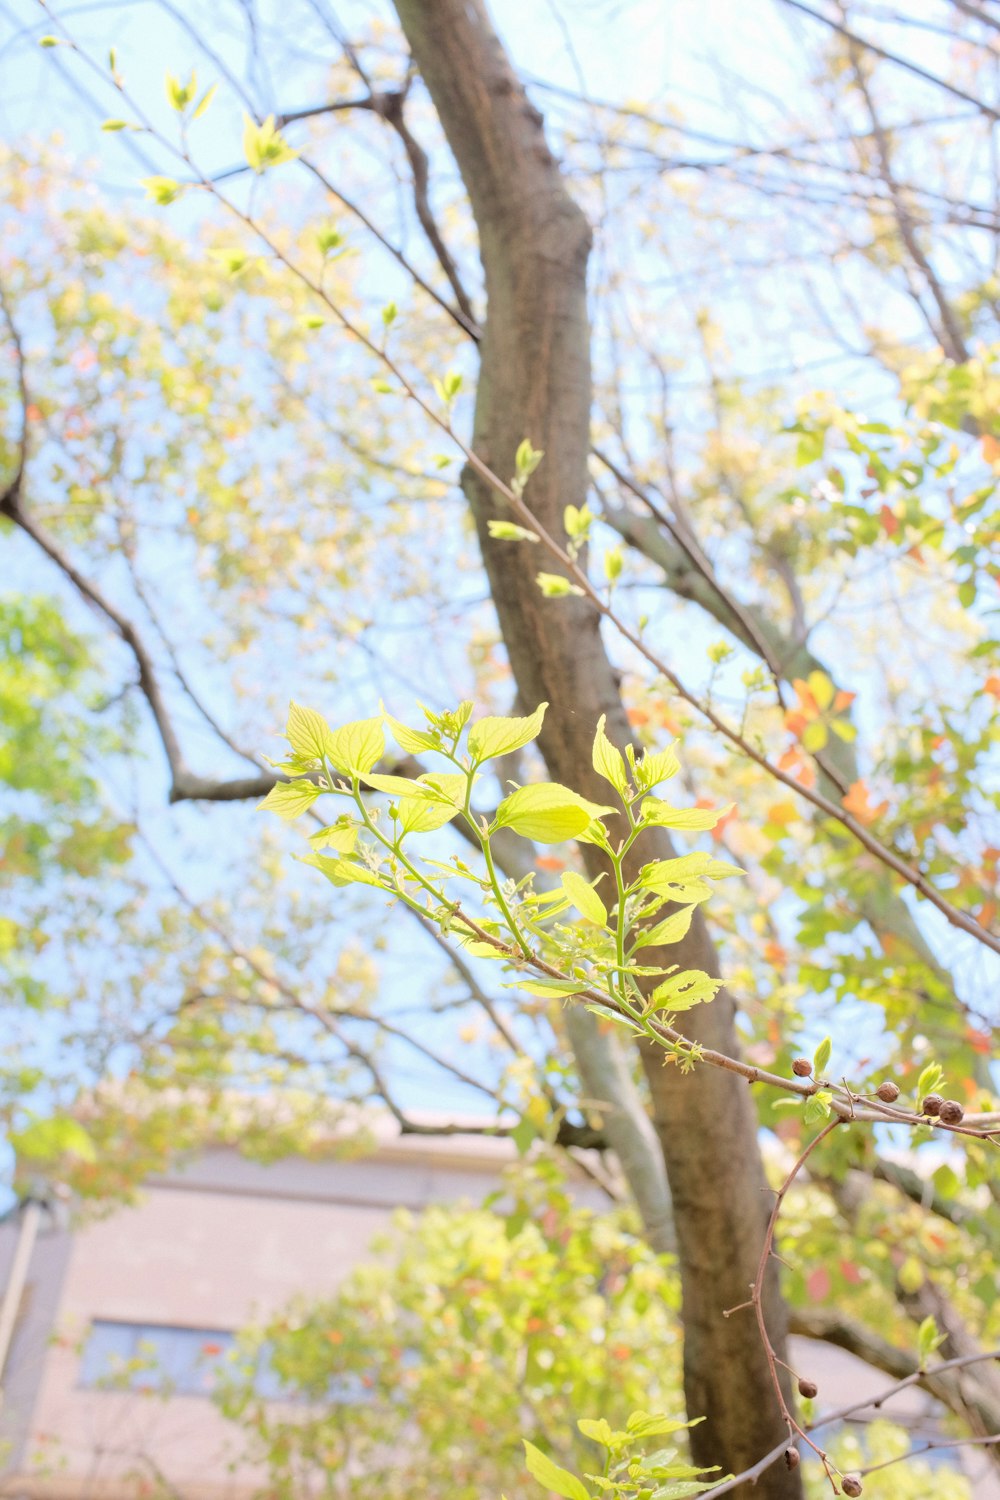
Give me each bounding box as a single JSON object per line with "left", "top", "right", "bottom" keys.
{"left": 80, "top": 1321, "right": 235, "bottom": 1396}
{"left": 80, "top": 1320, "right": 388, "bottom": 1404}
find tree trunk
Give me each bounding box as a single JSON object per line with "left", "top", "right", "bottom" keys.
{"left": 392, "top": 2, "right": 800, "bottom": 1490}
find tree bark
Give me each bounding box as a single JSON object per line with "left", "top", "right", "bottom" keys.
{"left": 392, "top": 2, "right": 800, "bottom": 1491}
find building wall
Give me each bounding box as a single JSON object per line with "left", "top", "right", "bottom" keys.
{"left": 0, "top": 1136, "right": 608, "bottom": 1499}
{"left": 1, "top": 1139, "right": 997, "bottom": 1500}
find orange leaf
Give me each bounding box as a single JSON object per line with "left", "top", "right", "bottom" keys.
{"left": 879, "top": 503, "right": 900, "bottom": 536}
{"left": 984, "top": 676, "right": 1000, "bottom": 699}
{"left": 535, "top": 854, "right": 565, "bottom": 872}
{"left": 842, "top": 780, "right": 888, "bottom": 825}
{"left": 833, "top": 689, "right": 856, "bottom": 713}
{"left": 982, "top": 433, "right": 1000, "bottom": 468}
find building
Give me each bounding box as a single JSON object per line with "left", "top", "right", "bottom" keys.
{"left": 0, "top": 1128, "right": 996, "bottom": 1499}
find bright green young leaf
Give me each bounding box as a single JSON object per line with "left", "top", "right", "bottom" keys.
{"left": 917, "top": 1315, "right": 943, "bottom": 1366}
{"left": 487, "top": 520, "right": 540, "bottom": 542}
{"left": 633, "top": 744, "right": 681, "bottom": 790}
{"left": 813, "top": 1035, "right": 832, "bottom": 1078}
{"left": 537, "top": 572, "right": 584, "bottom": 598}
{"left": 398, "top": 796, "right": 462, "bottom": 834}
{"left": 641, "top": 799, "right": 734, "bottom": 831}
{"left": 468, "top": 702, "right": 547, "bottom": 763}
{"left": 592, "top": 714, "right": 628, "bottom": 794}
{"left": 626, "top": 1412, "right": 701, "bottom": 1439}
{"left": 286, "top": 702, "right": 336, "bottom": 763}
{"left": 522, "top": 1440, "right": 589, "bottom": 1500}
{"left": 257, "top": 779, "right": 322, "bottom": 820}
{"left": 561, "top": 871, "right": 608, "bottom": 926}
{"left": 12, "top": 1115, "right": 97, "bottom": 1164}
{"left": 493, "top": 783, "right": 614, "bottom": 843}
{"left": 649, "top": 971, "right": 721, "bottom": 1012}
{"left": 803, "top": 1089, "right": 832, "bottom": 1124}
{"left": 505, "top": 978, "right": 592, "bottom": 998}
{"left": 359, "top": 772, "right": 437, "bottom": 799}
{"left": 577, "top": 1418, "right": 615, "bottom": 1449}
{"left": 297, "top": 852, "right": 382, "bottom": 888}
{"left": 327, "top": 718, "right": 385, "bottom": 776}
{"left": 636, "top": 853, "right": 742, "bottom": 893}
{"left": 916, "top": 1062, "right": 944, "bottom": 1099}
{"left": 242, "top": 113, "right": 298, "bottom": 174}
{"left": 633, "top": 905, "right": 696, "bottom": 949}
{"left": 307, "top": 823, "right": 358, "bottom": 854}
{"left": 382, "top": 710, "right": 440, "bottom": 754}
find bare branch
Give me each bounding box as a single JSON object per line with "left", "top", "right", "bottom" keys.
{"left": 779, "top": 0, "right": 1000, "bottom": 121}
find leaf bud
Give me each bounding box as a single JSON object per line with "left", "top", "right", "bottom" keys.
{"left": 792, "top": 1058, "right": 811, "bottom": 1077}
{"left": 841, "top": 1475, "right": 863, "bottom": 1496}
{"left": 784, "top": 1447, "right": 800, "bottom": 1470}
{"left": 921, "top": 1093, "right": 943, "bottom": 1116}
{"left": 938, "top": 1099, "right": 964, "bottom": 1125}
{"left": 875, "top": 1081, "right": 900, "bottom": 1103}
{"left": 797, "top": 1377, "right": 818, "bottom": 1399}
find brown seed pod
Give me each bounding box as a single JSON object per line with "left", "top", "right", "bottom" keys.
{"left": 792, "top": 1058, "right": 812, "bottom": 1077}
{"left": 784, "top": 1447, "right": 800, "bottom": 1470}
{"left": 938, "top": 1099, "right": 964, "bottom": 1125}
{"left": 921, "top": 1093, "right": 943, "bottom": 1116}
{"left": 875, "top": 1081, "right": 900, "bottom": 1103}
{"left": 841, "top": 1475, "right": 863, "bottom": 1496}
{"left": 797, "top": 1377, "right": 818, "bottom": 1399}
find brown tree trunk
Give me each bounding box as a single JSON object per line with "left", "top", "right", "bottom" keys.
{"left": 392, "top": 2, "right": 800, "bottom": 1490}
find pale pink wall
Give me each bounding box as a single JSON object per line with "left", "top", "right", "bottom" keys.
{"left": 5, "top": 1136, "right": 600, "bottom": 1499}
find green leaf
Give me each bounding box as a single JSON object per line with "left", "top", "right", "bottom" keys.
{"left": 286, "top": 702, "right": 335, "bottom": 763}
{"left": 626, "top": 1412, "right": 700, "bottom": 1439}
{"left": 649, "top": 970, "right": 721, "bottom": 1012}
{"left": 307, "top": 823, "right": 358, "bottom": 854}
{"left": 382, "top": 710, "right": 440, "bottom": 754}
{"left": 296, "top": 852, "right": 382, "bottom": 888}
{"left": 487, "top": 520, "right": 540, "bottom": 542}
{"left": 257, "top": 779, "right": 321, "bottom": 820}
{"left": 494, "top": 784, "right": 614, "bottom": 844}
{"left": 537, "top": 572, "right": 584, "bottom": 598}
{"left": 592, "top": 715, "right": 628, "bottom": 794}
{"left": 803, "top": 1089, "right": 832, "bottom": 1124}
{"left": 192, "top": 82, "right": 218, "bottom": 119}
{"left": 468, "top": 702, "right": 547, "bottom": 763}
{"left": 802, "top": 719, "right": 828, "bottom": 752}
{"left": 504, "top": 978, "right": 591, "bottom": 998}
{"left": 633, "top": 744, "right": 681, "bottom": 790}
{"left": 515, "top": 439, "right": 544, "bottom": 481}
{"left": 142, "top": 176, "right": 183, "bottom": 206}
{"left": 641, "top": 799, "right": 734, "bottom": 831}
{"left": 636, "top": 853, "right": 742, "bottom": 893}
{"left": 328, "top": 717, "right": 385, "bottom": 776}
{"left": 917, "top": 1062, "right": 944, "bottom": 1099}
{"left": 633, "top": 905, "right": 696, "bottom": 949}
{"left": 523, "top": 1440, "right": 589, "bottom": 1500}
{"left": 561, "top": 871, "right": 608, "bottom": 926}
{"left": 101, "top": 119, "right": 130, "bottom": 132}
{"left": 813, "top": 1035, "right": 832, "bottom": 1078}
{"left": 917, "top": 1314, "right": 942, "bottom": 1366}
{"left": 511, "top": 1117, "right": 537, "bottom": 1157}
{"left": 359, "top": 772, "right": 436, "bottom": 799}
{"left": 398, "top": 795, "right": 461, "bottom": 833}
{"left": 13, "top": 1115, "right": 96, "bottom": 1163}
{"left": 243, "top": 113, "right": 298, "bottom": 173}
{"left": 577, "top": 1418, "right": 615, "bottom": 1449}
